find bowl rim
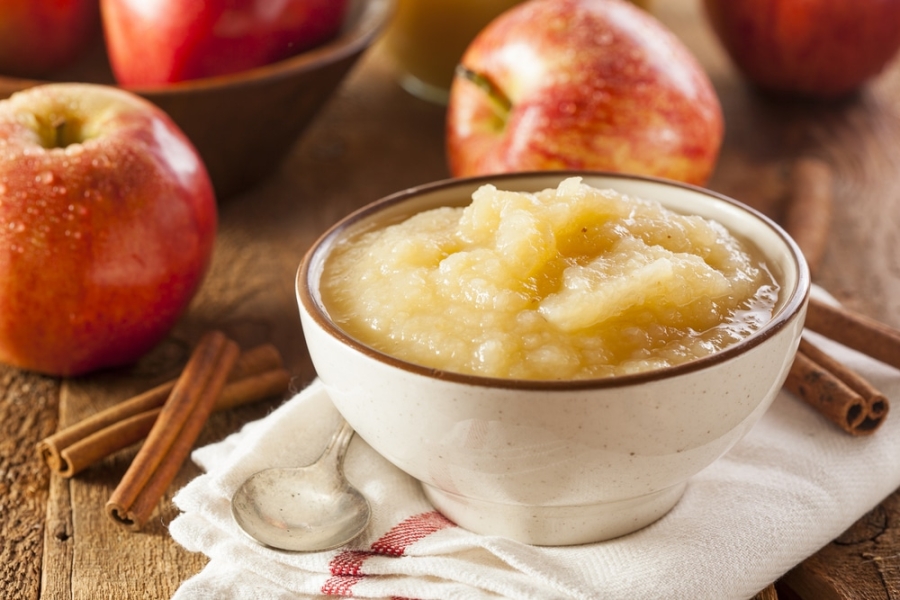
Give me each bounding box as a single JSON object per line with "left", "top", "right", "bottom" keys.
{"left": 0, "top": 0, "right": 395, "bottom": 96}
{"left": 298, "top": 170, "right": 811, "bottom": 391}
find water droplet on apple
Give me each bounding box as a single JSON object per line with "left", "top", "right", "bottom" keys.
{"left": 36, "top": 171, "right": 56, "bottom": 185}
{"left": 65, "top": 203, "right": 88, "bottom": 217}
{"left": 560, "top": 102, "right": 577, "bottom": 115}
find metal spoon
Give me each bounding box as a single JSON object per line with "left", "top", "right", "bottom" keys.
{"left": 231, "top": 418, "right": 370, "bottom": 552}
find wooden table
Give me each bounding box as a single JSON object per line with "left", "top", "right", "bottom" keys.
{"left": 4, "top": 1, "right": 900, "bottom": 597}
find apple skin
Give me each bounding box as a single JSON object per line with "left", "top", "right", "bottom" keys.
{"left": 101, "top": 0, "right": 350, "bottom": 85}
{"left": 446, "top": 0, "right": 724, "bottom": 186}
{"left": 0, "top": 83, "right": 217, "bottom": 376}
{"left": 703, "top": 0, "right": 900, "bottom": 99}
{"left": 0, "top": 0, "right": 100, "bottom": 78}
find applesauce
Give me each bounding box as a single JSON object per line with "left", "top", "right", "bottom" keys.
{"left": 320, "top": 178, "right": 779, "bottom": 379}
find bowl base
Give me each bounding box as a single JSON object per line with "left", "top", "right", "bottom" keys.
{"left": 421, "top": 481, "right": 686, "bottom": 546}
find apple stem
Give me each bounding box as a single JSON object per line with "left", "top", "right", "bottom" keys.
{"left": 53, "top": 117, "right": 66, "bottom": 148}
{"left": 455, "top": 64, "right": 512, "bottom": 118}
{"left": 51, "top": 117, "right": 69, "bottom": 148}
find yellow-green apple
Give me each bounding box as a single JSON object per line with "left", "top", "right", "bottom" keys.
{"left": 0, "top": 83, "right": 217, "bottom": 376}
{"left": 446, "top": 0, "right": 724, "bottom": 186}
{"left": 703, "top": 0, "right": 900, "bottom": 99}
{"left": 101, "top": 0, "right": 350, "bottom": 85}
{"left": 0, "top": 0, "right": 100, "bottom": 77}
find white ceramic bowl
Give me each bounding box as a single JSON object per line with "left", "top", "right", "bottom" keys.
{"left": 297, "top": 171, "right": 810, "bottom": 546}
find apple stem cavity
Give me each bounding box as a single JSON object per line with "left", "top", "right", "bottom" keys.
{"left": 456, "top": 64, "right": 512, "bottom": 120}
{"left": 53, "top": 117, "right": 69, "bottom": 147}
{"left": 37, "top": 115, "right": 83, "bottom": 149}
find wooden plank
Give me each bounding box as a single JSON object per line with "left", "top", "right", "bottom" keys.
{"left": 41, "top": 470, "right": 73, "bottom": 599}
{"left": 0, "top": 366, "right": 59, "bottom": 600}
{"left": 31, "top": 260, "right": 305, "bottom": 598}
{"left": 754, "top": 584, "right": 781, "bottom": 600}
{"left": 784, "top": 488, "right": 900, "bottom": 599}
{"left": 47, "top": 329, "right": 293, "bottom": 598}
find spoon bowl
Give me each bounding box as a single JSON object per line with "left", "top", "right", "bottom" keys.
{"left": 231, "top": 419, "right": 370, "bottom": 552}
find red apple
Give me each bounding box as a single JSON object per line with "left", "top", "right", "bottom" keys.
{"left": 446, "top": 0, "right": 724, "bottom": 186}
{"left": 101, "top": 0, "right": 350, "bottom": 85}
{"left": 0, "top": 83, "right": 217, "bottom": 376}
{"left": 703, "top": 0, "right": 900, "bottom": 98}
{"left": 0, "top": 0, "right": 100, "bottom": 78}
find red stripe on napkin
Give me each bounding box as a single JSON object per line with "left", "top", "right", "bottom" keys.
{"left": 321, "top": 574, "right": 365, "bottom": 596}
{"left": 321, "top": 511, "right": 456, "bottom": 596}
{"left": 371, "top": 510, "right": 455, "bottom": 556}
{"left": 329, "top": 550, "right": 370, "bottom": 576}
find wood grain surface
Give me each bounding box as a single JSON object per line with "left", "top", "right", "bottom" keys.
{"left": 2, "top": 0, "right": 900, "bottom": 598}
{"left": 783, "top": 491, "right": 900, "bottom": 599}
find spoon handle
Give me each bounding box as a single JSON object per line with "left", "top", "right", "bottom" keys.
{"left": 318, "top": 418, "right": 355, "bottom": 473}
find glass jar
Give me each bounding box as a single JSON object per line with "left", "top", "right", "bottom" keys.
{"left": 380, "top": 0, "right": 525, "bottom": 105}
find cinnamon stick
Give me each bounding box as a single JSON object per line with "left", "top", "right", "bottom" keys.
{"left": 50, "top": 368, "right": 291, "bottom": 478}
{"left": 799, "top": 338, "right": 888, "bottom": 422}
{"left": 37, "top": 343, "right": 285, "bottom": 476}
{"left": 106, "top": 330, "right": 239, "bottom": 531}
{"left": 212, "top": 368, "right": 292, "bottom": 412}
{"left": 786, "top": 339, "right": 888, "bottom": 435}
{"left": 58, "top": 410, "right": 159, "bottom": 479}
{"left": 783, "top": 157, "right": 833, "bottom": 277}
{"left": 785, "top": 349, "right": 870, "bottom": 435}
{"left": 805, "top": 296, "right": 900, "bottom": 372}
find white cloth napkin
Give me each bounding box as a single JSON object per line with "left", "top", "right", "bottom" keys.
{"left": 169, "top": 290, "right": 900, "bottom": 600}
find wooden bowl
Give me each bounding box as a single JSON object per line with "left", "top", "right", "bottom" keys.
{"left": 0, "top": 0, "right": 394, "bottom": 199}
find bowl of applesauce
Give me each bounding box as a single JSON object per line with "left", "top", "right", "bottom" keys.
{"left": 297, "top": 172, "right": 810, "bottom": 546}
